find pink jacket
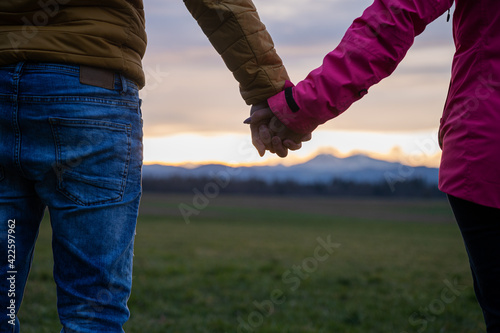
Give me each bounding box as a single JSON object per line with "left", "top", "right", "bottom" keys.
{"left": 269, "top": 0, "right": 500, "bottom": 209}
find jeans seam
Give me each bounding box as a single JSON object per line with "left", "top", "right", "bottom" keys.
{"left": 19, "top": 96, "right": 139, "bottom": 108}
{"left": 120, "top": 126, "right": 132, "bottom": 199}
{"left": 12, "top": 62, "right": 27, "bottom": 178}
{"left": 17, "top": 63, "right": 80, "bottom": 74}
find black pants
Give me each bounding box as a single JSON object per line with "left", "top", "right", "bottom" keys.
{"left": 448, "top": 195, "right": 500, "bottom": 332}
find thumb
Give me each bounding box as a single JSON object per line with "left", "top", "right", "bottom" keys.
{"left": 249, "top": 107, "right": 274, "bottom": 124}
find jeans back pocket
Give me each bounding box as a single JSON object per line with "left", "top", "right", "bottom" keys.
{"left": 49, "top": 117, "right": 131, "bottom": 206}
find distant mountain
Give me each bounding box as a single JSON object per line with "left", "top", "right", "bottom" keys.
{"left": 142, "top": 154, "right": 439, "bottom": 185}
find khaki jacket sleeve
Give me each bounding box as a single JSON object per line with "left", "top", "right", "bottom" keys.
{"left": 184, "top": 0, "right": 289, "bottom": 105}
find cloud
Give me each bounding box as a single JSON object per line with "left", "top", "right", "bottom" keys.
{"left": 140, "top": 1, "right": 455, "bottom": 137}
{"left": 145, "top": 0, "right": 452, "bottom": 51}
{"left": 255, "top": 0, "right": 453, "bottom": 48}
{"left": 255, "top": 0, "right": 370, "bottom": 23}
{"left": 141, "top": 50, "right": 249, "bottom": 136}
{"left": 144, "top": 1, "right": 210, "bottom": 52}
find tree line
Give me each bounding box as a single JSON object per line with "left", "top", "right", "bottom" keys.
{"left": 142, "top": 176, "right": 445, "bottom": 198}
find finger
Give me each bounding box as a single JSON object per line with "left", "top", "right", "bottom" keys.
{"left": 250, "top": 102, "right": 269, "bottom": 114}
{"left": 283, "top": 139, "right": 302, "bottom": 151}
{"left": 253, "top": 138, "right": 266, "bottom": 157}
{"left": 250, "top": 124, "right": 266, "bottom": 157}
{"left": 272, "top": 136, "right": 288, "bottom": 158}
{"left": 259, "top": 124, "right": 272, "bottom": 145}
{"left": 269, "top": 116, "right": 286, "bottom": 133}
{"left": 301, "top": 133, "right": 312, "bottom": 142}
{"left": 249, "top": 108, "right": 274, "bottom": 124}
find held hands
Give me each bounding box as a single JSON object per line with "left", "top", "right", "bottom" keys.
{"left": 246, "top": 103, "right": 311, "bottom": 158}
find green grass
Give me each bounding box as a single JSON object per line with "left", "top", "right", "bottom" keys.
{"left": 18, "top": 194, "right": 485, "bottom": 332}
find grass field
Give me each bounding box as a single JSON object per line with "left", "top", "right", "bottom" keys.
{"left": 19, "top": 194, "right": 485, "bottom": 332}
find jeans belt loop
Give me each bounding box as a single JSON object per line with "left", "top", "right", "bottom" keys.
{"left": 119, "top": 73, "right": 128, "bottom": 94}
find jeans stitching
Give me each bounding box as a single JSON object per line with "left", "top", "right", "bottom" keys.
{"left": 20, "top": 96, "right": 139, "bottom": 108}
{"left": 12, "top": 63, "right": 26, "bottom": 178}
{"left": 120, "top": 125, "right": 132, "bottom": 198}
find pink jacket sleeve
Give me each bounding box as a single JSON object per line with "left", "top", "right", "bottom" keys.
{"left": 268, "top": 0, "right": 454, "bottom": 134}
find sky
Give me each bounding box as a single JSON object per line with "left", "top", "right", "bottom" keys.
{"left": 140, "top": 0, "right": 455, "bottom": 167}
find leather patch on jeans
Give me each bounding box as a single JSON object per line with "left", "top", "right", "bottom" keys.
{"left": 79, "top": 65, "right": 115, "bottom": 90}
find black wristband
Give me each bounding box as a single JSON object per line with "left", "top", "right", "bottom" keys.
{"left": 285, "top": 87, "right": 300, "bottom": 113}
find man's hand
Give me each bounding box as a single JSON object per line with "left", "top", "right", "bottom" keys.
{"left": 247, "top": 103, "right": 311, "bottom": 158}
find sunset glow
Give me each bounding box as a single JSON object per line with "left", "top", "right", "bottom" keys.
{"left": 141, "top": 1, "right": 454, "bottom": 169}
{"left": 143, "top": 130, "right": 442, "bottom": 168}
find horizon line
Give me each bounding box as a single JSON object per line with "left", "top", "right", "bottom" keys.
{"left": 144, "top": 150, "right": 441, "bottom": 169}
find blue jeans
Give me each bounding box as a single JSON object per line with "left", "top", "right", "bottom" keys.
{"left": 0, "top": 63, "right": 143, "bottom": 332}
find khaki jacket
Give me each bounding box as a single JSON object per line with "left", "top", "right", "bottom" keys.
{"left": 0, "top": 0, "right": 147, "bottom": 87}
{"left": 0, "top": 0, "right": 287, "bottom": 103}
{"left": 184, "top": 0, "right": 289, "bottom": 104}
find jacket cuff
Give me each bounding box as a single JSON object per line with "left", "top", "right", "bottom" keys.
{"left": 268, "top": 81, "right": 321, "bottom": 134}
